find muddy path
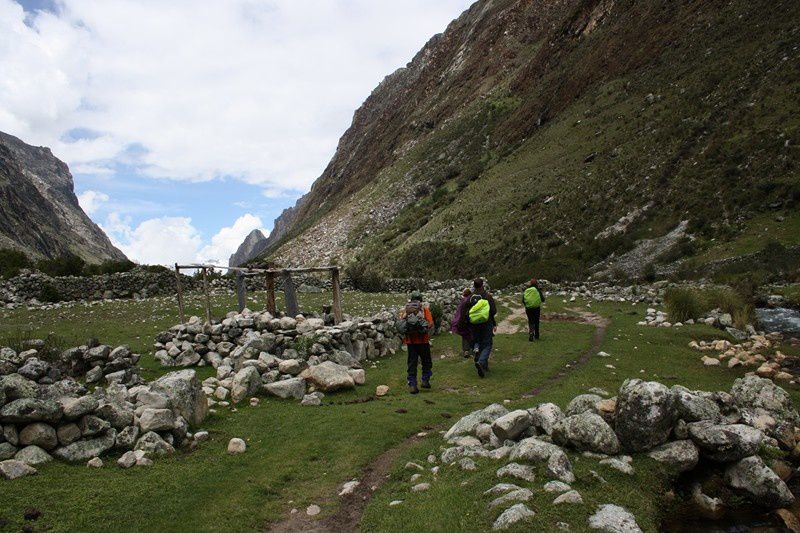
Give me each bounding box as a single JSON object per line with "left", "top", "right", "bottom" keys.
{"left": 266, "top": 307, "right": 610, "bottom": 532}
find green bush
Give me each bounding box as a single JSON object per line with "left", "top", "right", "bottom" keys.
{"left": 0, "top": 248, "right": 32, "bottom": 279}
{"left": 38, "top": 282, "right": 63, "bottom": 303}
{"left": 428, "top": 301, "right": 444, "bottom": 333}
{"left": 347, "top": 263, "right": 385, "bottom": 292}
{"left": 36, "top": 254, "right": 85, "bottom": 277}
{"left": 665, "top": 287, "right": 704, "bottom": 322}
{"left": 83, "top": 259, "right": 136, "bottom": 276}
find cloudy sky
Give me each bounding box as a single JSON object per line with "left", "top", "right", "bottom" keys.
{"left": 0, "top": 0, "right": 473, "bottom": 266}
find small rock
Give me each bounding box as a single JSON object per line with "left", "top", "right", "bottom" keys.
{"left": 376, "top": 385, "right": 389, "bottom": 397}
{"left": 87, "top": 457, "right": 103, "bottom": 468}
{"left": 492, "top": 503, "right": 535, "bottom": 530}
{"left": 411, "top": 482, "right": 430, "bottom": 492}
{"left": 306, "top": 504, "right": 321, "bottom": 516}
{"left": 554, "top": 490, "right": 583, "bottom": 505}
{"left": 588, "top": 504, "right": 642, "bottom": 532}
{"left": 227, "top": 438, "right": 246, "bottom": 454}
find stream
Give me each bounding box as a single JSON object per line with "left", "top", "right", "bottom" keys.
{"left": 756, "top": 307, "right": 800, "bottom": 337}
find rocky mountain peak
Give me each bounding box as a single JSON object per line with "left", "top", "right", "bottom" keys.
{"left": 228, "top": 228, "right": 269, "bottom": 267}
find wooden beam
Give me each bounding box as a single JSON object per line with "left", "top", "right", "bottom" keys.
{"left": 265, "top": 272, "right": 277, "bottom": 316}
{"left": 282, "top": 270, "right": 299, "bottom": 317}
{"left": 235, "top": 272, "right": 247, "bottom": 313}
{"left": 174, "top": 263, "right": 186, "bottom": 324}
{"left": 331, "top": 267, "right": 343, "bottom": 325}
{"left": 202, "top": 267, "right": 212, "bottom": 324}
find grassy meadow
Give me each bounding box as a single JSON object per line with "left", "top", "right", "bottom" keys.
{"left": 0, "top": 291, "right": 797, "bottom": 531}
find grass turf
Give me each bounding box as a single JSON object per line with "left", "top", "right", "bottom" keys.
{"left": 0, "top": 293, "right": 797, "bottom": 532}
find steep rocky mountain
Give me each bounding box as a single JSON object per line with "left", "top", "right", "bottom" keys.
{"left": 0, "top": 131, "right": 127, "bottom": 263}
{"left": 229, "top": 228, "right": 269, "bottom": 267}
{"left": 259, "top": 0, "right": 800, "bottom": 284}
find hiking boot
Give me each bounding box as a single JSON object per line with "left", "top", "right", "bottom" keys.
{"left": 475, "top": 362, "right": 485, "bottom": 378}
{"left": 528, "top": 333, "right": 534, "bottom": 342}
{"left": 409, "top": 384, "right": 419, "bottom": 394}
{"left": 421, "top": 379, "right": 431, "bottom": 389}
{"left": 463, "top": 350, "right": 471, "bottom": 358}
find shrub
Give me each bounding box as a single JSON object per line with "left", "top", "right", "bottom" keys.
{"left": 428, "top": 301, "right": 444, "bottom": 333}
{"left": 347, "top": 263, "right": 385, "bottom": 292}
{"left": 0, "top": 248, "right": 32, "bottom": 279}
{"left": 665, "top": 287, "right": 703, "bottom": 323}
{"left": 0, "top": 331, "right": 69, "bottom": 363}
{"left": 36, "top": 254, "right": 85, "bottom": 277}
{"left": 39, "top": 282, "right": 62, "bottom": 303}
{"left": 83, "top": 259, "right": 136, "bottom": 276}
{"left": 641, "top": 263, "right": 657, "bottom": 283}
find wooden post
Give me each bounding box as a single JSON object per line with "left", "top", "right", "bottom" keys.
{"left": 235, "top": 272, "right": 247, "bottom": 312}
{"left": 265, "top": 272, "right": 277, "bottom": 316}
{"left": 174, "top": 263, "right": 186, "bottom": 324}
{"left": 202, "top": 267, "right": 212, "bottom": 324}
{"left": 282, "top": 270, "right": 299, "bottom": 317}
{"left": 331, "top": 267, "right": 343, "bottom": 324}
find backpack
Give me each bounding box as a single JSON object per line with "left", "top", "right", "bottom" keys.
{"left": 469, "top": 298, "right": 490, "bottom": 325}
{"left": 397, "top": 302, "right": 429, "bottom": 335}
{"left": 523, "top": 287, "right": 542, "bottom": 309}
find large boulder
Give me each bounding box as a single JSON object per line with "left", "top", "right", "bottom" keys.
{"left": 646, "top": 440, "right": 699, "bottom": 472}
{"left": 565, "top": 394, "right": 603, "bottom": 416}
{"left": 95, "top": 400, "right": 134, "bottom": 429}
{"left": 263, "top": 377, "right": 306, "bottom": 400}
{"left": 0, "top": 398, "right": 62, "bottom": 424}
{"left": 444, "top": 404, "right": 509, "bottom": 440}
{"left": 492, "top": 410, "right": 532, "bottom": 441}
{"left": 528, "top": 403, "right": 564, "bottom": 436}
{"left": 14, "top": 445, "right": 52, "bottom": 466}
{"left": 552, "top": 412, "right": 620, "bottom": 455}
{"left": 730, "top": 376, "right": 799, "bottom": 424}
{"left": 327, "top": 350, "right": 360, "bottom": 368}
{"left": 725, "top": 455, "right": 794, "bottom": 508}
{"left": 60, "top": 396, "right": 99, "bottom": 420}
{"left": 671, "top": 386, "right": 721, "bottom": 423}
{"left": 52, "top": 429, "right": 116, "bottom": 463}
{"left": 18, "top": 422, "right": 58, "bottom": 450}
{"left": 588, "top": 504, "right": 642, "bottom": 532}
{"left": 0, "top": 459, "right": 37, "bottom": 480}
{"left": 688, "top": 422, "right": 763, "bottom": 462}
{"left": 509, "top": 437, "right": 562, "bottom": 463}
{"left": 138, "top": 408, "right": 176, "bottom": 432}
{"left": 614, "top": 380, "right": 676, "bottom": 452}
{"left": 0, "top": 374, "right": 38, "bottom": 401}
{"left": 231, "top": 367, "right": 261, "bottom": 403}
{"left": 134, "top": 431, "right": 175, "bottom": 457}
{"left": 150, "top": 370, "right": 208, "bottom": 426}
{"left": 304, "top": 362, "right": 355, "bottom": 392}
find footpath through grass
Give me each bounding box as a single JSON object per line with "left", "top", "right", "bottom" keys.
{"left": 2, "top": 294, "right": 798, "bottom": 531}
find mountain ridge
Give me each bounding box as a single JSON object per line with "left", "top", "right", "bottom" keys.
{"left": 0, "top": 131, "right": 127, "bottom": 263}
{"left": 254, "top": 0, "right": 800, "bottom": 284}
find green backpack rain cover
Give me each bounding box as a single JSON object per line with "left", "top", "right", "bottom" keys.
{"left": 523, "top": 287, "right": 542, "bottom": 309}
{"left": 469, "top": 298, "right": 490, "bottom": 324}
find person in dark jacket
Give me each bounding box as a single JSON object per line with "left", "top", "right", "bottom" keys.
{"left": 400, "top": 291, "right": 434, "bottom": 394}
{"left": 470, "top": 278, "right": 497, "bottom": 377}
{"left": 522, "top": 278, "right": 546, "bottom": 341}
{"left": 450, "top": 287, "right": 473, "bottom": 358}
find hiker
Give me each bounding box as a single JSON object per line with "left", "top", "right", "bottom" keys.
{"left": 398, "top": 290, "right": 434, "bottom": 394}
{"left": 523, "top": 278, "right": 546, "bottom": 341}
{"left": 451, "top": 287, "right": 473, "bottom": 358}
{"left": 469, "top": 278, "right": 497, "bottom": 377}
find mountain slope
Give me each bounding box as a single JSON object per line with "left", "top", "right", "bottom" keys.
{"left": 0, "top": 131, "right": 127, "bottom": 263}
{"left": 260, "top": 0, "right": 800, "bottom": 283}
{"left": 229, "top": 229, "right": 269, "bottom": 267}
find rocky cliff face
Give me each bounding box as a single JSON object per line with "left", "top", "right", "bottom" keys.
{"left": 259, "top": 0, "right": 800, "bottom": 283}
{"left": 228, "top": 228, "right": 269, "bottom": 267}
{"left": 0, "top": 131, "right": 126, "bottom": 263}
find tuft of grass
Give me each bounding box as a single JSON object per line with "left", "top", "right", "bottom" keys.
{"left": 665, "top": 287, "right": 704, "bottom": 323}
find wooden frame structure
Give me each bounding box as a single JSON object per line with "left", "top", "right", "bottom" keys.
{"left": 173, "top": 263, "right": 343, "bottom": 325}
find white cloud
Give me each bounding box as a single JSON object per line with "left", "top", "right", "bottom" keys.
{"left": 197, "top": 214, "right": 268, "bottom": 267}
{"left": 103, "top": 212, "right": 267, "bottom": 267}
{"left": 0, "top": 0, "right": 474, "bottom": 193}
{"left": 106, "top": 216, "right": 202, "bottom": 266}
{"left": 76, "top": 189, "right": 109, "bottom": 215}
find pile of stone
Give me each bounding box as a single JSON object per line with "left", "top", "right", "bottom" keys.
{"left": 0, "top": 341, "right": 142, "bottom": 387}
{"left": 153, "top": 310, "right": 401, "bottom": 404}
{"left": 398, "top": 376, "right": 798, "bottom": 530}
{"left": 0, "top": 369, "right": 208, "bottom": 480}
{"left": 638, "top": 308, "right": 684, "bottom": 328}
{"left": 691, "top": 332, "right": 799, "bottom": 384}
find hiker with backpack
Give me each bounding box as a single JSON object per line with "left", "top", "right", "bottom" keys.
{"left": 450, "top": 287, "right": 473, "bottom": 358}
{"left": 468, "top": 278, "right": 497, "bottom": 377}
{"left": 523, "top": 279, "right": 546, "bottom": 341}
{"left": 397, "top": 291, "right": 434, "bottom": 394}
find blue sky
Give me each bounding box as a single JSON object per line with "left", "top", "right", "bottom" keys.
{"left": 1, "top": 0, "right": 473, "bottom": 265}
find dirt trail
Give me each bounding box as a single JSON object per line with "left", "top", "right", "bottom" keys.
{"left": 266, "top": 306, "right": 610, "bottom": 532}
